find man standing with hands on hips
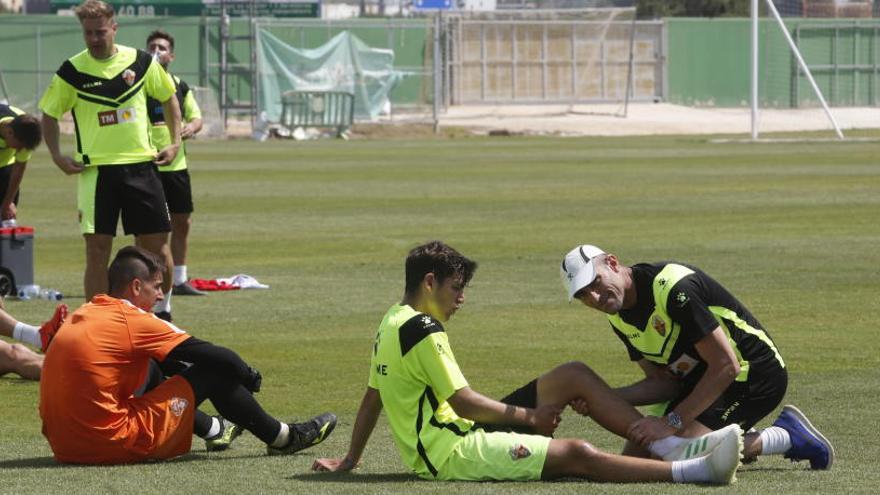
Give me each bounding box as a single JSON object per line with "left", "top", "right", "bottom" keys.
{"left": 40, "top": 0, "right": 179, "bottom": 320}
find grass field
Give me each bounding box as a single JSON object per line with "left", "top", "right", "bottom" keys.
{"left": 2, "top": 133, "right": 878, "bottom": 493}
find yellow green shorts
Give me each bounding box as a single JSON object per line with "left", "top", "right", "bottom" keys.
{"left": 431, "top": 428, "right": 550, "bottom": 481}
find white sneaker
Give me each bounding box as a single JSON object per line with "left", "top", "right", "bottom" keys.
{"left": 703, "top": 424, "right": 744, "bottom": 485}
{"left": 663, "top": 423, "right": 743, "bottom": 461}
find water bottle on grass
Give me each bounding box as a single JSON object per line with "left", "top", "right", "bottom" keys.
{"left": 39, "top": 288, "right": 64, "bottom": 301}
{"left": 17, "top": 284, "right": 40, "bottom": 300}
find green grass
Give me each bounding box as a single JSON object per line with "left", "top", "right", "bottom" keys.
{"left": 2, "top": 132, "right": 879, "bottom": 493}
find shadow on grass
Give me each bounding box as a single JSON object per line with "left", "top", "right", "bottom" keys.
{"left": 0, "top": 457, "right": 58, "bottom": 469}
{"left": 289, "top": 472, "right": 420, "bottom": 483}
{"left": 0, "top": 452, "right": 267, "bottom": 470}
{"left": 739, "top": 466, "right": 805, "bottom": 473}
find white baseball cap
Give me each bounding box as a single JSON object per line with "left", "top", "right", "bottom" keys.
{"left": 560, "top": 244, "right": 606, "bottom": 301}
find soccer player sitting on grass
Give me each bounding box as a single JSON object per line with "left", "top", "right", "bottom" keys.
{"left": 559, "top": 244, "right": 834, "bottom": 470}
{"left": 313, "top": 241, "right": 742, "bottom": 484}
{"left": 39, "top": 246, "right": 337, "bottom": 464}
{"left": 0, "top": 303, "right": 67, "bottom": 381}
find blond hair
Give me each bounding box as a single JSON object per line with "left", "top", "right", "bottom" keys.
{"left": 75, "top": 0, "right": 115, "bottom": 21}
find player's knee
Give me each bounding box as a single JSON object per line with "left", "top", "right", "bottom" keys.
{"left": 0, "top": 341, "right": 16, "bottom": 365}
{"left": 547, "top": 439, "right": 603, "bottom": 478}
{"left": 2, "top": 343, "right": 32, "bottom": 366}
{"left": 85, "top": 237, "right": 113, "bottom": 261}
{"left": 555, "top": 360, "right": 598, "bottom": 382}
{"left": 171, "top": 214, "right": 191, "bottom": 233}
{"left": 569, "top": 439, "right": 601, "bottom": 461}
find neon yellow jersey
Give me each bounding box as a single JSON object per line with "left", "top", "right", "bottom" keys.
{"left": 38, "top": 45, "right": 175, "bottom": 166}
{"left": 148, "top": 74, "right": 201, "bottom": 172}
{"left": 0, "top": 104, "right": 32, "bottom": 168}
{"left": 369, "top": 304, "right": 473, "bottom": 478}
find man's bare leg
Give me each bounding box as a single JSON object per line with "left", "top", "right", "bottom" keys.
{"left": 0, "top": 340, "right": 42, "bottom": 380}
{"left": 84, "top": 233, "right": 113, "bottom": 300}
{"left": 542, "top": 438, "right": 672, "bottom": 482}
{"left": 541, "top": 434, "right": 740, "bottom": 484}
{"left": 170, "top": 213, "right": 190, "bottom": 269}
{"left": 533, "top": 361, "right": 643, "bottom": 438}
{"left": 136, "top": 232, "right": 173, "bottom": 295}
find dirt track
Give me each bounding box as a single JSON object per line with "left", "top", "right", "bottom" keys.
{"left": 221, "top": 102, "right": 880, "bottom": 139}
{"left": 434, "top": 103, "right": 880, "bottom": 137}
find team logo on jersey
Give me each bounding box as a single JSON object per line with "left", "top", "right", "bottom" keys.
{"left": 169, "top": 397, "right": 189, "bottom": 417}
{"left": 651, "top": 314, "right": 666, "bottom": 336}
{"left": 509, "top": 443, "right": 532, "bottom": 460}
{"left": 122, "top": 69, "right": 136, "bottom": 86}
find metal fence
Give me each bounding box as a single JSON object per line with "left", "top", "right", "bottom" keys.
{"left": 442, "top": 16, "right": 664, "bottom": 104}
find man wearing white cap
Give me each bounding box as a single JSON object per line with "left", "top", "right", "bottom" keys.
{"left": 560, "top": 245, "right": 834, "bottom": 470}
{"left": 314, "top": 241, "right": 745, "bottom": 485}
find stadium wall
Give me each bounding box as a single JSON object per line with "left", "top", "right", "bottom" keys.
{"left": 2, "top": 14, "right": 877, "bottom": 113}
{"left": 667, "top": 17, "right": 880, "bottom": 107}
{"left": 0, "top": 14, "right": 429, "bottom": 113}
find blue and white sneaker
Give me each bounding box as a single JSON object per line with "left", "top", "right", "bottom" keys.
{"left": 773, "top": 404, "right": 834, "bottom": 470}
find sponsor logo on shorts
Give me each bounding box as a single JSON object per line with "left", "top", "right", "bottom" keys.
{"left": 98, "top": 107, "right": 137, "bottom": 126}
{"left": 170, "top": 397, "right": 189, "bottom": 417}
{"left": 122, "top": 69, "right": 136, "bottom": 86}
{"left": 509, "top": 443, "right": 532, "bottom": 461}
{"left": 721, "top": 401, "right": 740, "bottom": 422}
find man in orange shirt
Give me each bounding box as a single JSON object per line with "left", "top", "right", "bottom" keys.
{"left": 40, "top": 246, "right": 336, "bottom": 464}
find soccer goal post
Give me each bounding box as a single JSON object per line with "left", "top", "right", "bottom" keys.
{"left": 750, "top": 0, "right": 845, "bottom": 140}
{"left": 444, "top": 2, "right": 650, "bottom": 116}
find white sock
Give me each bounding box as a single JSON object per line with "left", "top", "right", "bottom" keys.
{"left": 671, "top": 457, "right": 710, "bottom": 483}
{"left": 153, "top": 294, "right": 171, "bottom": 314}
{"left": 174, "top": 265, "right": 187, "bottom": 286}
{"left": 270, "top": 422, "right": 290, "bottom": 448}
{"left": 204, "top": 417, "right": 221, "bottom": 439}
{"left": 12, "top": 322, "right": 41, "bottom": 348}
{"left": 649, "top": 435, "right": 687, "bottom": 458}
{"left": 758, "top": 426, "right": 791, "bottom": 455}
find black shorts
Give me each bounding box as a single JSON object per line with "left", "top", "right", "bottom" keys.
{"left": 159, "top": 169, "right": 194, "bottom": 214}
{"left": 475, "top": 379, "right": 540, "bottom": 435}
{"left": 667, "top": 368, "right": 788, "bottom": 431}
{"left": 84, "top": 161, "right": 171, "bottom": 236}
{"left": 0, "top": 165, "right": 21, "bottom": 206}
